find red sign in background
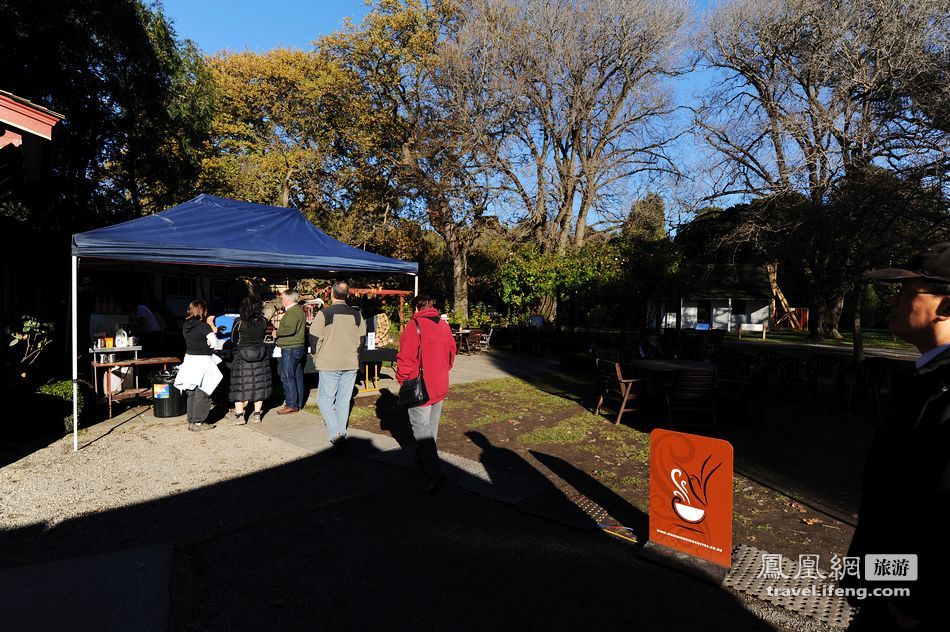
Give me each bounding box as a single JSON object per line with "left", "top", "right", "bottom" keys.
{"left": 649, "top": 429, "right": 734, "bottom": 567}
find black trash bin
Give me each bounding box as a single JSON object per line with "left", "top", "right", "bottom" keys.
{"left": 152, "top": 370, "right": 186, "bottom": 418}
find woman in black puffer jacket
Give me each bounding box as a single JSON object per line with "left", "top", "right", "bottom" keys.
{"left": 229, "top": 296, "right": 272, "bottom": 423}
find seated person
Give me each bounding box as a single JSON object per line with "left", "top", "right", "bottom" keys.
{"left": 638, "top": 331, "right": 667, "bottom": 359}
{"left": 529, "top": 309, "right": 544, "bottom": 329}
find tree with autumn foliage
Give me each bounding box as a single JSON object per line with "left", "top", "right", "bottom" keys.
{"left": 320, "top": 0, "right": 491, "bottom": 319}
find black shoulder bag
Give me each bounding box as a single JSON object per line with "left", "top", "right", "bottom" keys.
{"left": 398, "top": 319, "right": 430, "bottom": 408}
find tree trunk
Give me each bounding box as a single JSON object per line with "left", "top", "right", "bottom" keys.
{"left": 445, "top": 235, "right": 469, "bottom": 322}
{"left": 452, "top": 256, "right": 469, "bottom": 322}
{"left": 810, "top": 292, "right": 846, "bottom": 340}
{"left": 574, "top": 191, "right": 593, "bottom": 247}
{"left": 852, "top": 282, "right": 865, "bottom": 363}
{"left": 279, "top": 173, "right": 291, "bottom": 207}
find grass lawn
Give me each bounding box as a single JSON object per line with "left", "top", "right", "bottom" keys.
{"left": 726, "top": 327, "right": 914, "bottom": 352}
{"left": 335, "top": 371, "right": 876, "bottom": 562}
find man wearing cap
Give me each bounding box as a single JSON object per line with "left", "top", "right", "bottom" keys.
{"left": 848, "top": 243, "right": 950, "bottom": 630}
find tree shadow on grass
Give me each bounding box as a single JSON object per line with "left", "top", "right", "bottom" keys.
{"left": 516, "top": 371, "right": 596, "bottom": 406}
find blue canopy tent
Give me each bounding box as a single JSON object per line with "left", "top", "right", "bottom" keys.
{"left": 72, "top": 194, "right": 418, "bottom": 273}
{"left": 68, "top": 194, "right": 418, "bottom": 450}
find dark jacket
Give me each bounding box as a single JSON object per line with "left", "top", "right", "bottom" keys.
{"left": 182, "top": 320, "right": 213, "bottom": 356}
{"left": 847, "top": 349, "right": 950, "bottom": 627}
{"left": 229, "top": 317, "right": 272, "bottom": 402}
{"left": 232, "top": 317, "right": 267, "bottom": 347}
{"left": 395, "top": 307, "right": 456, "bottom": 406}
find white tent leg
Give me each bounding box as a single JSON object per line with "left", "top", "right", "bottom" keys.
{"left": 71, "top": 255, "right": 79, "bottom": 452}
{"left": 413, "top": 274, "right": 419, "bottom": 296}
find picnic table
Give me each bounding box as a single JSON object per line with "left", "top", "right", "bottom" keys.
{"left": 622, "top": 358, "right": 718, "bottom": 428}
{"left": 624, "top": 358, "right": 714, "bottom": 374}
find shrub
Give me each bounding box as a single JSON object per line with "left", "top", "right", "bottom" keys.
{"left": 5, "top": 315, "right": 54, "bottom": 383}
{"left": 36, "top": 379, "right": 89, "bottom": 434}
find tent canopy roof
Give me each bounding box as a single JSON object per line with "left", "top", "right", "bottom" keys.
{"left": 71, "top": 194, "right": 417, "bottom": 274}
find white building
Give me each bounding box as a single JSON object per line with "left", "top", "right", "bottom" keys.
{"left": 660, "top": 265, "right": 773, "bottom": 331}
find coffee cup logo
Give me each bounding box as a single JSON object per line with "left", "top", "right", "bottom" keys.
{"left": 670, "top": 455, "right": 722, "bottom": 525}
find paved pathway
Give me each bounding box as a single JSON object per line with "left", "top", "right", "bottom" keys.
{"left": 0, "top": 544, "right": 172, "bottom": 631}
{"left": 308, "top": 349, "right": 561, "bottom": 403}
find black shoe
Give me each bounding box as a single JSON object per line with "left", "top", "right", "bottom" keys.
{"left": 423, "top": 474, "right": 446, "bottom": 494}
{"left": 188, "top": 422, "right": 215, "bottom": 432}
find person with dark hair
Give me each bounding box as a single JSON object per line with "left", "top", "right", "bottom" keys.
{"left": 275, "top": 289, "right": 307, "bottom": 414}
{"left": 847, "top": 243, "right": 950, "bottom": 630}
{"left": 396, "top": 292, "right": 457, "bottom": 492}
{"left": 638, "top": 329, "right": 666, "bottom": 359}
{"left": 309, "top": 280, "right": 366, "bottom": 451}
{"left": 174, "top": 300, "right": 223, "bottom": 431}
{"left": 210, "top": 281, "right": 246, "bottom": 316}
{"left": 229, "top": 296, "right": 272, "bottom": 424}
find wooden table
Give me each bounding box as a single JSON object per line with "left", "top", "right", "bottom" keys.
{"left": 625, "top": 359, "right": 713, "bottom": 372}
{"left": 92, "top": 356, "right": 181, "bottom": 418}
{"left": 358, "top": 348, "right": 398, "bottom": 393}
{"left": 623, "top": 359, "right": 715, "bottom": 383}
{"left": 453, "top": 330, "right": 475, "bottom": 353}
{"left": 89, "top": 345, "right": 143, "bottom": 393}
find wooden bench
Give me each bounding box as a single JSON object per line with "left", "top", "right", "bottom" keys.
{"left": 738, "top": 323, "right": 767, "bottom": 340}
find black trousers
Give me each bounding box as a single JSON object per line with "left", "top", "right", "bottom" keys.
{"left": 186, "top": 387, "right": 212, "bottom": 424}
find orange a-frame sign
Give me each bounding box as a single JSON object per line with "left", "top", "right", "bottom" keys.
{"left": 649, "top": 429, "right": 734, "bottom": 567}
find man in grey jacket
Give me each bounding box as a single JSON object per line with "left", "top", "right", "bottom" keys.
{"left": 309, "top": 281, "right": 366, "bottom": 449}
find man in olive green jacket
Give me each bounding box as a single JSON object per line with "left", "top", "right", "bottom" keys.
{"left": 275, "top": 290, "right": 307, "bottom": 414}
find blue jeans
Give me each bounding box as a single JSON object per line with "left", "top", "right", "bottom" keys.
{"left": 317, "top": 370, "right": 358, "bottom": 440}
{"left": 279, "top": 346, "right": 306, "bottom": 409}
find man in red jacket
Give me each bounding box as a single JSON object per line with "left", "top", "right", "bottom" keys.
{"left": 396, "top": 293, "right": 457, "bottom": 492}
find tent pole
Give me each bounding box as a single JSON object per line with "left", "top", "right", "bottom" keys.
{"left": 413, "top": 274, "right": 418, "bottom": 297}
{"left": 71, "top": 255, "right": 79, "bottom": 452}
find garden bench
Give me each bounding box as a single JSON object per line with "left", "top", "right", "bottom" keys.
{"left": 738, "top": 323, "right": 767, "bottom": 340}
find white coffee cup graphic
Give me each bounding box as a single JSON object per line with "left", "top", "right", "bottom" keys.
{"left": 671, "top": 468, "right": 707, "bottom": 524}
{"left": 672, "top": 501, "right": 706, "bottom": 523}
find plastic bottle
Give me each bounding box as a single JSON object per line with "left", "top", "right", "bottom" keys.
{"left": 115, "top": 327, "right": 128, "bottom": 348}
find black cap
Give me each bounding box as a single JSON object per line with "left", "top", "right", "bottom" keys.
{"left": 867, "top": 242, "right": 950, "bottom": 284}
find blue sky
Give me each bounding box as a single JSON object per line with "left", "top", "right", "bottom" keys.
{"left": 159, "top": 0, "right": 725, "bottom": 217}
{"left": 160, "top": 0, "right": 371, "bottom": 53}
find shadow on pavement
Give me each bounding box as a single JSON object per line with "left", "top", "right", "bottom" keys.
{"left": 0, "top": 434, "right": 775, "bottom": 631}
{"left": 373, "top": 388, "right": 414, "bottom": 449}
{"left": 529, "top": 449, "right": 649, "bottom": 540}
